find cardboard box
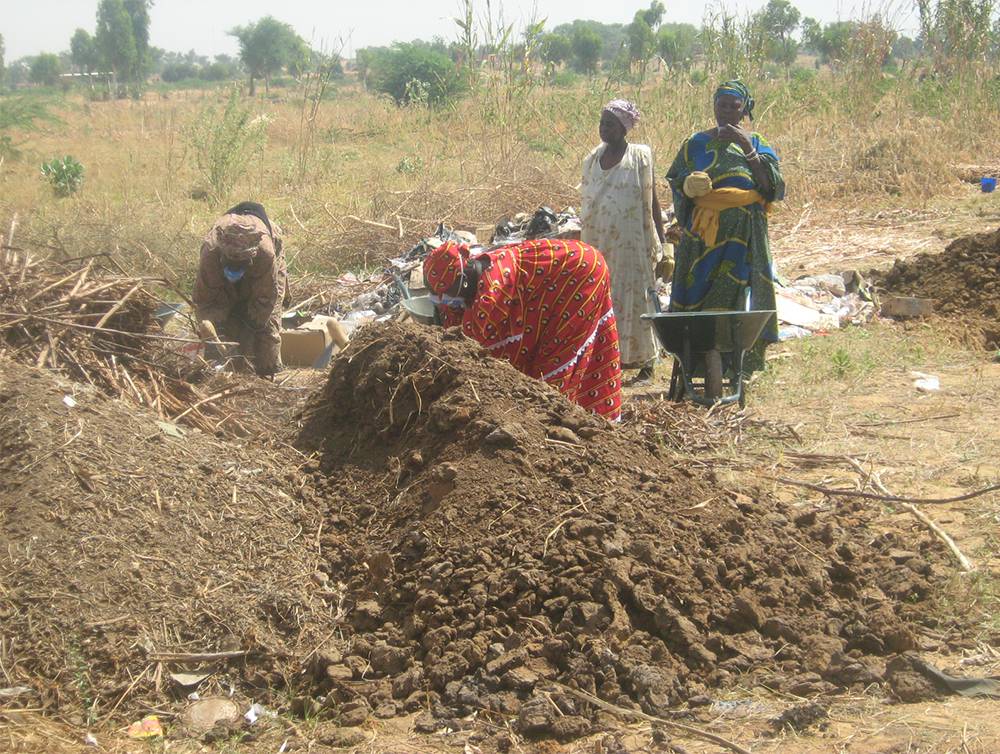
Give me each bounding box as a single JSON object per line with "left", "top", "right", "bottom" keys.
{"left": 280, "top": 316, "right": 341, "bottom": 367}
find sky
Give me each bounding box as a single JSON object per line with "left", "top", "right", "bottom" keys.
{"left": 2, "top": 0, "right": 919, "bottom": 61}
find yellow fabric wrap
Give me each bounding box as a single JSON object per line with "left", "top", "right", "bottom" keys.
{"left": 691, "top": 188, "right": 767, "bottom": 247}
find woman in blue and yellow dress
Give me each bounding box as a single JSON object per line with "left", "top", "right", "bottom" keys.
{"left": 665, "top": 80, "right": 784, "bottom": 369}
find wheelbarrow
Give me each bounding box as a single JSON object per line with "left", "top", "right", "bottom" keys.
{"left": 641, "top": 309, "right": 775, "bottom": 407}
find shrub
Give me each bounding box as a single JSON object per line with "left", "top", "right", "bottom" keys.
{"left": 368, "top": 44, "right": 466, "bottom": 107}
{"left": 0, "top": 97, "right": 57, "bottom": 159}
{"left": 41, "top": 156, "right": 84, "bottom": 197}
{"left": 186, "top": 89, "right": 268, "bottom": 200}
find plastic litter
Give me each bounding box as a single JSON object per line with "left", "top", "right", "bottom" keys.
{"left": 910, "top": 371, "right": 940, "bottom": 392}
{"left": 245, "top": 702, "right": 268, "bottom": 725}
{"left": 126, "top": 715, "right": 163, "bottom": 739}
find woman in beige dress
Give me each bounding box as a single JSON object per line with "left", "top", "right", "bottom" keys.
{"left": 581, "top": 99, "right": 665, "bottom": 384}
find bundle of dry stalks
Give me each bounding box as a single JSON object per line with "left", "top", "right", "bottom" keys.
{"left": 0, "top": 245, "right": 251, "bottom": 435}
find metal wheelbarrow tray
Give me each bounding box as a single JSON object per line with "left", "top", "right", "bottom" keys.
{"left": 641, "top": 310, "right": 776, "bottom": 407}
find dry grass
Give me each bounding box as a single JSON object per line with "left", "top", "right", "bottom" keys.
{"left": 1, "top": 72, "right": 998, "bottom": 286}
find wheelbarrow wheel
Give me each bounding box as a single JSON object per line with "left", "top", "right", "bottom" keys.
{"left": 704, "top": 349, "right": 723, "bottom": 402}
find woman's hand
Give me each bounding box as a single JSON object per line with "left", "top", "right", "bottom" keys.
{"left": 717, "top": 124, "right": 754, "bottom": 153}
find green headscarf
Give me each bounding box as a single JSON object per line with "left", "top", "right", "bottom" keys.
{"left": 714, "top": 80, "right": 755, "bottom": 120}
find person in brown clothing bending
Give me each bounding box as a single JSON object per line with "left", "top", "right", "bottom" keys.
{"left": 193, "top": 202, "right": 290, "bottom": 378}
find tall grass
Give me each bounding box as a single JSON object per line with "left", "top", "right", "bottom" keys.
{"left": 0, "top": 8, "right": 998, "bottom": 283}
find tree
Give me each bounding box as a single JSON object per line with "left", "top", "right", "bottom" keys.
{"left": 123, "top": 0, "right": 153, "bottom": 82}
{"left": 96, "top": 0, "right": 138, "bottom": 83}
{"left": 801, "top": 17, "right": 823, "bottom": 54}
{"left": 366, "top": 43, "right": 465, "bottom": 107}
{"left": 657, "top": 23, "right": 699, "bottom": 70}
{"left": 30, "top": 53, "right": 62, "bottom": 86}
{"left": 70, "top": 29, "right": 99, "bottom": 73}
{"left": 628, "top": 14, "right": 657, "bottom": 67}
{"left": 758, "top": 0, "right": 801, "bottom": 69}
{"left": 0, "top": 34, "right": 6, "bottom": 88}
{"left": 540, "top": 33, "right": 572, "bottom": 66}
{"left": 229, "top": 17, "right": 304, "bottom": 94}
{"left": 639, "top": 1, "right": 666, "bottom": 30}
{"left": 891, "top": 34, "right": 920, "bottom": 62}
{"left": 571, "top": 27, "right": 602, "bottom": 74}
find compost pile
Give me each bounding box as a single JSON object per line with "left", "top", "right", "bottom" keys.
{"left": 876, "top": 226, "right": 1000, "bottom": 346}
{"left": 0, "top": 248, "right": 265, "bottom": 434}
{"left": 0, "top": 359, "right": 332, "bottom": 716}
{"left": 297, "top": 323, "right": 948, "bottom": 738}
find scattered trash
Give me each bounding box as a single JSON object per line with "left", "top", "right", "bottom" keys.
{"left": 245, "top": 702, "right": 268, "bottom": 725}
{"left": 910, "top": 371, "right": 940, "bottom": 392}
{"left": 778, "top": 324, "right": 814, "bottom": 340}
{"left": 982, "top": 176, "right": 997, "bottom": 193}
{"left": 188, "top": 691, "right": 201, "bottom": 701}
{"left": 774, "top": 270, "right": 876, "bottom": 340}
{"left": 169, "top": 670, "right": 210, "bottom": 688}
{"left": 889, "top": 652, "right": 1000, "bottom": 699}
{"left": 182, "top": 697, "right": 240, "bottom": 732}
{"left": 62, "top": 395, "right": 77, "bottom": 408}
{"left": 277, "top": 740, "right": 289, "bottom": 754}
{"left": 126, "top": 715, "right": 164, "bottom": 739}
{"left": 83, "top": 732, "right": 98, "bottom": 747}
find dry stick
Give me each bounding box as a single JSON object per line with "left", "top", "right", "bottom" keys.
{"left": 772, "top": 476, "right": 1000, "bottom": 505}
{"left": 852, "top": 412, "right": 961, "bottom": 428}
{"left": 169, "top": 387, "right": 249, "bottom": 422}
{"left": 551, "top": 683, "right": 752, "bottom": 754}
{"left": 903, "top": 502, "right": 976, "bottom": 572}
{"left": 345, "top": 214, "right": 395, "bottom": 231}
{"left": 103, "top": 664, "right": 150, "bottom": 721}
{"left": 148, "top": 650, "right": 251, "bottom": 663}
{"left": 0, "top": 313, "right": 237, "bottom": 345}
{"left": 844, "top": 458, "right": 976, "bottom": 573}
{"left": 93, "top": 282, "right": 143, "bottom": 329}
{"left": 25, "top": 267, "right": 87, "bottom": 303}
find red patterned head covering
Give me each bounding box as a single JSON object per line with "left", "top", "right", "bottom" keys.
{"left": 423, "top": 241, "right": 470, "bottom": 295}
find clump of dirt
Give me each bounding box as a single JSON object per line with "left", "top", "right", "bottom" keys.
{"left": 0, "top": 359, "right": 329, "bottom": 716}
{"left": 876, "top": 226, "right": 1000, "bottom": 347}
{"left": 296, "top": 322, "right": 950, "bottom": 737}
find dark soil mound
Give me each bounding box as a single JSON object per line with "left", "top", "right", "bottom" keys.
{"left": 876, "top": 226, "right": 1000, "bottom": 347}
{"left": 0, "top": 360, "right": 328, "bottom": 715}
{"left": 296, "top": 323, "right": 948, "bottom": 737}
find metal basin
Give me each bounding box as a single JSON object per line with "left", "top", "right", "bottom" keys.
{"left": 401, "top": 295, "right": 439, "bottom": 325}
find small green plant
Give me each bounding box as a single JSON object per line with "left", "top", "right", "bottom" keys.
{"left": 830, "top": 347, "right": 853, "bottom": 378}
{"left": 41, "top": 156, "right": 85, "bottom": 197}
{"left": 395, "top": 155, "right": 424, "bottom": 174}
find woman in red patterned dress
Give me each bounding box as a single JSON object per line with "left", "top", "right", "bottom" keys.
{"left": 423, "top": 238, "right": 623, "bottom": 421}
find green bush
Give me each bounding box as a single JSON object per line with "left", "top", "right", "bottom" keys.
{"left": 548, "top": 69, "right": 579, "bottom": 88}
{"left": 186, "top": 89, "right": 269, "bottom": 200}
{"left": 0, "top": 97, "right": 57, "bottom": 159}
{"left": 41, "top": 156, "right": 84, "bottom": 197}
{"left": 367, "top": 44, "right": 466, "bottom": 107}
{"left": 791, "top": 65, "right": 817, "bottom": 83}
